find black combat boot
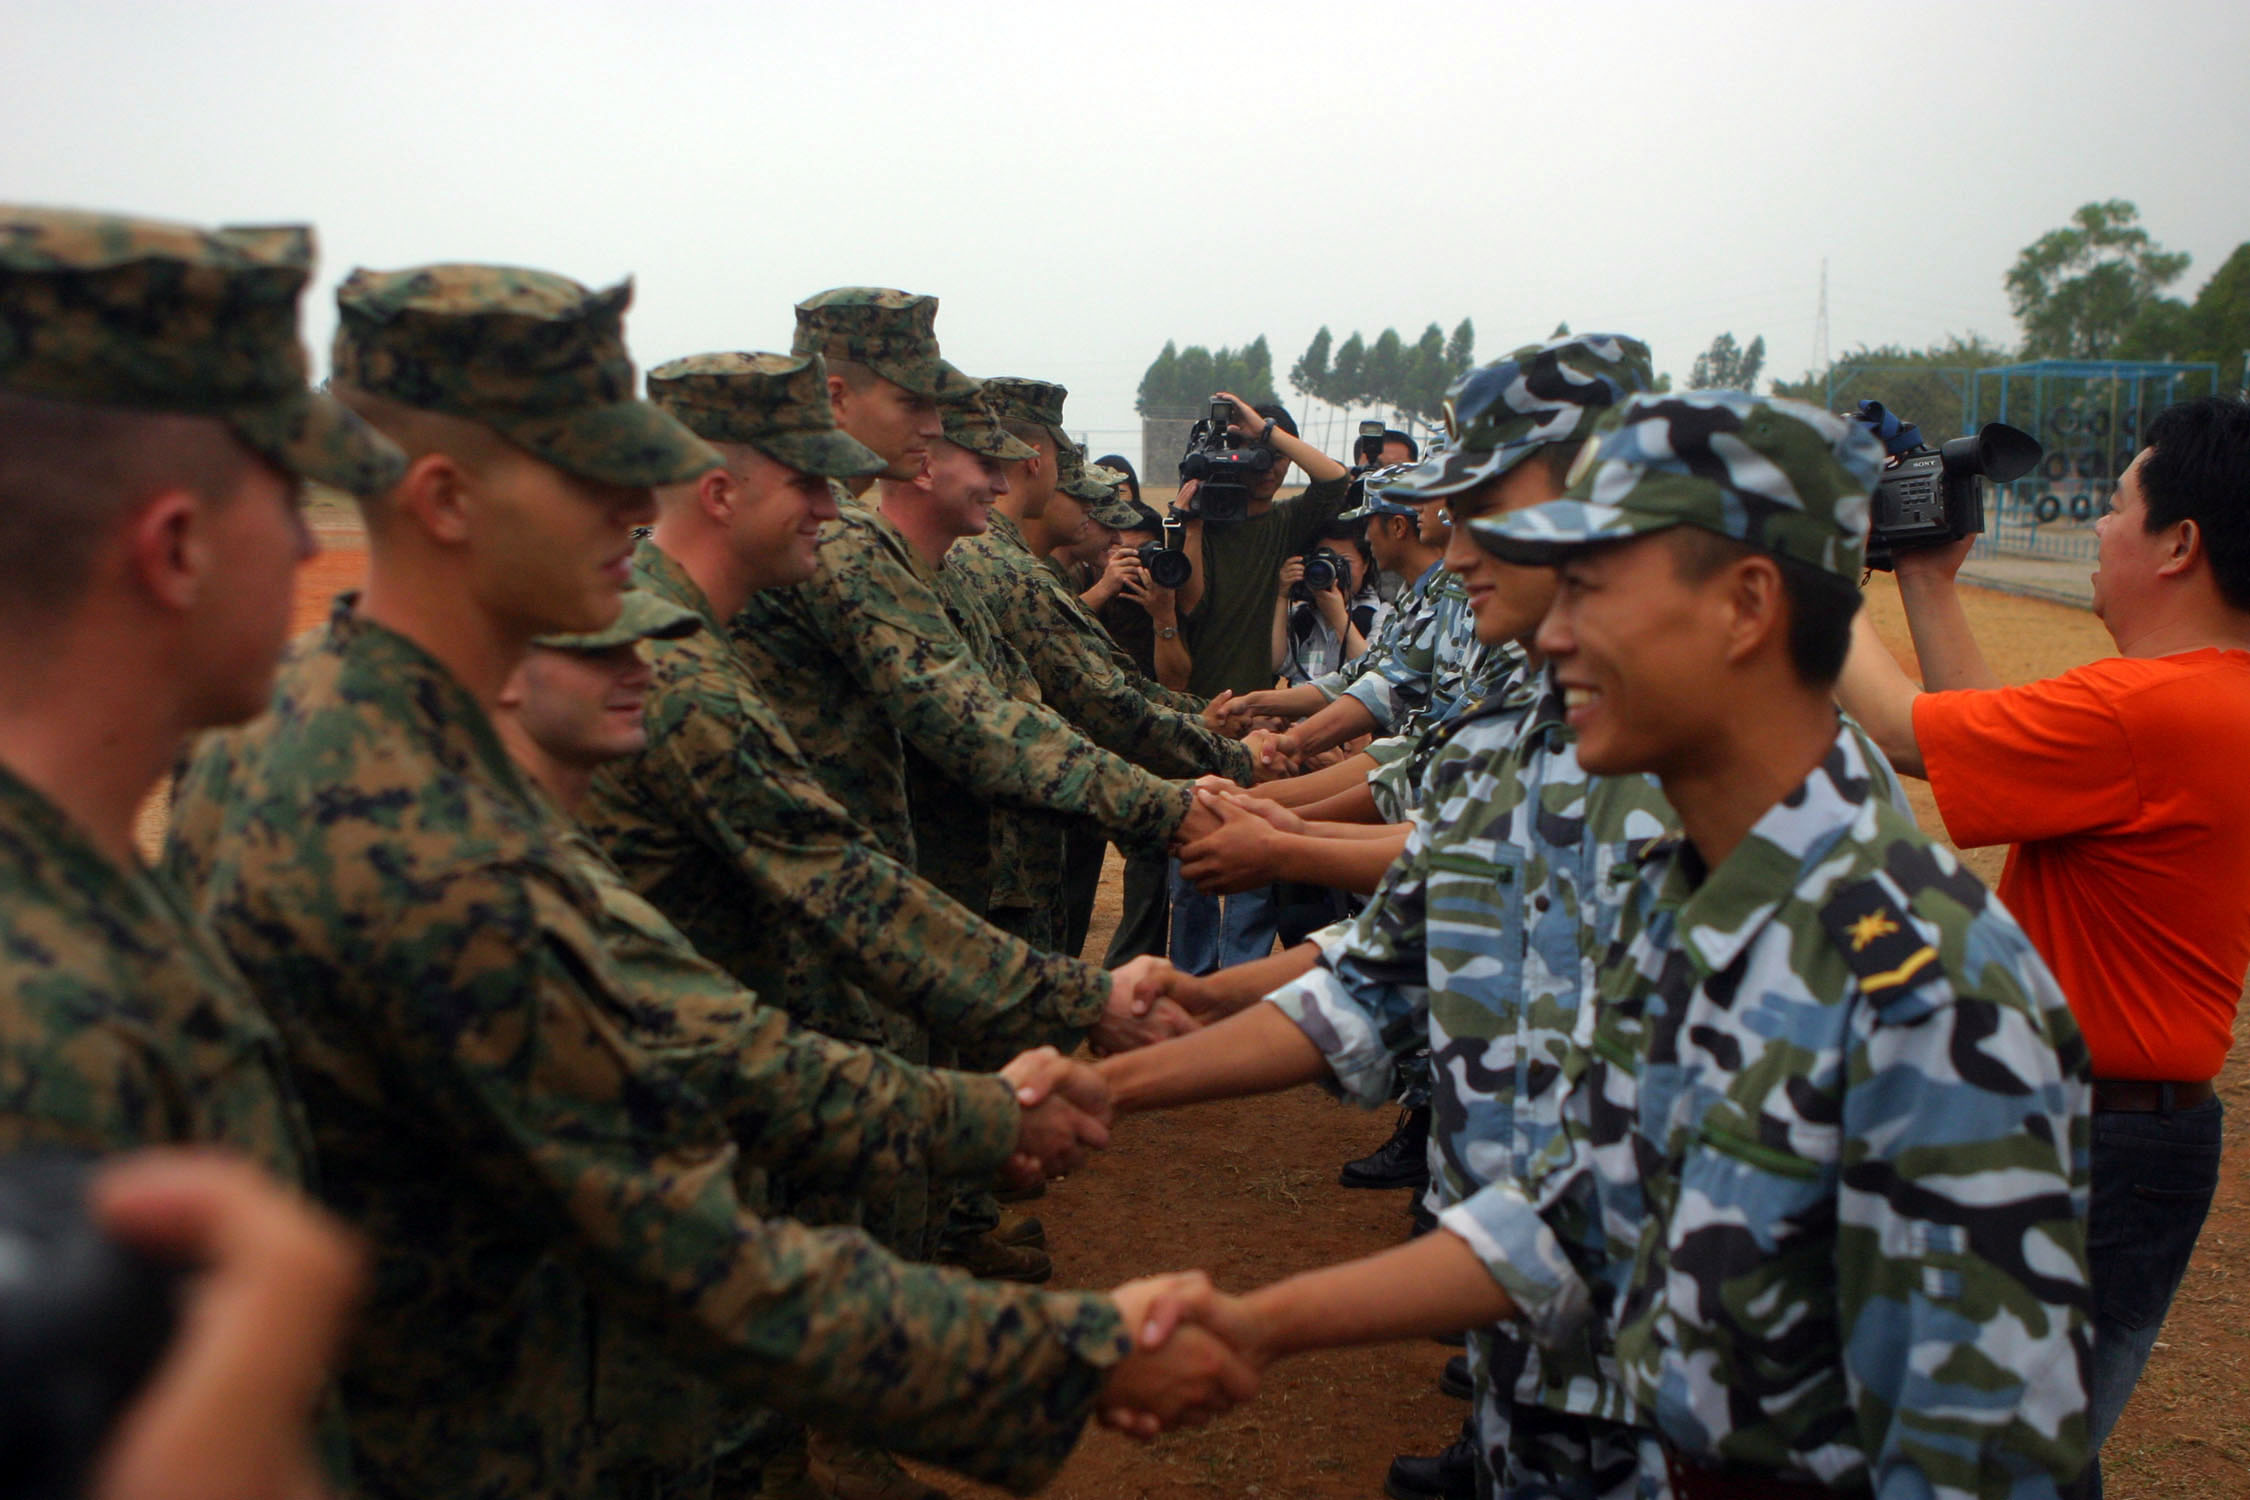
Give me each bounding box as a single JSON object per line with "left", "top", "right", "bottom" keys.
{"left": 1340, "top": 1104, "right": 1431, "bottom": 1190}
{"left": 1383, "top": 1420, "right": 1479, "bottom": 1500}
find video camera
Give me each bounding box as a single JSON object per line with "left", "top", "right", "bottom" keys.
{"left": 1291, "top": 545, "right": 1350, "bottom": 602}
{"left": 1177, "top": 398, "right": 1276, "bottom": 524}
{"left": 0, "top": 1152, "right": 184, "bottom": 1500}
{"left": 1133, "top": 514, "right": 1193, "bottom": 590}
{"left": 1850, "top": 401, "right": 2043, "bottom": 571}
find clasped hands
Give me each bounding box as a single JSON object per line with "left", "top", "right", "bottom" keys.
{"left": 1097, "top": 1270, "right": 1271, "bottom": 1438}
{"left": 1174, "top": 781, "right": 1308, "bottom": 895}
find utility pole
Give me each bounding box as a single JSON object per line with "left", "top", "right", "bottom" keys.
{"left": 1813, "top": 257, "right": 1831, "bottom": 377}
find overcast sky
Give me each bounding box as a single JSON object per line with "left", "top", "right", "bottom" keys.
{"left": 7, "top": 0, "right": 2247, "bottom": 460}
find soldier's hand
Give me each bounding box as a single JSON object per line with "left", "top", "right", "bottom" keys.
{"left": 1172, "top": 794, "right": 1224, "bottom": 849}
{"left": 1001, "top": 1048, "right": 1111, "bottom": 1182}
{"left": 1177, "top": 788, "right": 1282, "bottom": 895}
{"left": 1199, "top": 690, "right": 1238, "bottom": 734}
{"left": 1223, "top": 789, "right": 1309, "bottom": 837}
{"left": 1105, "top": 954, "right": 1173, "bottom": 1019}
{"left": 1100, "top": 1272, "right": 1261, "bottom": 1438}
{"left": 1089, "top": 996, "right": 1203, "bottom": 1056}
{"left": 1242, "top": 729, "right": 1302, "bottom": 782}
{"left": 90, "top": 1150, "right": 365, "bottom": 1500}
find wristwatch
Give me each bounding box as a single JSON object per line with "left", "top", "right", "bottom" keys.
{"left": 1158, "top": 626, "right": 1180, "bottom": 640}
{"left": 1259, "top": 418, "right": 1277, "bottom": 445}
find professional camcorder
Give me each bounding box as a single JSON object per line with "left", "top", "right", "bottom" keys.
{"left": 1134, "top": 514, "right": 1193, "bottom": 589}
{"left": 1850, "top": 401, "right": 2043, "bottom": 571}
{"left": 1177, "top": 398, "right": 1275, "bottom": 524}
{"left": 0, "top": 1152, "right": 184, "bottom": 1500}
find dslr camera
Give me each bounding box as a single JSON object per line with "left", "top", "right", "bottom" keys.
{"left": 1851, "top": 401, "right": 2043, "bottom": 571}
{"left": 1292, "top": 545, "right": 1350, "bottom": 602}
{"left": 1133, "top": 514, "right": 1193, "bottom": 590}
{"left": 1177, "top": 398, "right": 1276, "bottom": 524}
{"left": 0, "top": 1152, "right": 184, "bottom": 1500}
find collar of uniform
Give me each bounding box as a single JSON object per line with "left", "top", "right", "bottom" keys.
{"left": 628, "top": 536, "right": 725, "bottom": 638}
{"left": 0, "top": 753, "right": 161, "bottom": 914}
{"left": 1405, "top": 558, "right": 1444, "bottom": 600}
{"left": 1658, "top": 721, "right": 1875, "bottom": 978}
{"left": 858, "top": 503, "right": 941, "bottom": 586}
{"left": 982, "top": 509, "right": 1031, "bottom": 556}
{"left": 324, "top": 593, "right": 536, "bottom": 808}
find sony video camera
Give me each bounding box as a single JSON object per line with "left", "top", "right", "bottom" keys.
{"left": 1177, "top": 398, "right": 1276, "bottom": 524}
{"left": 1133, "top": 514, "right": 1193, "bottom": 590}
{"left": 1851, "top": 401, "right": 2043, "bottom": 571}
{"left": 0, "top": 1152, "right": 185, "bottom": 1500}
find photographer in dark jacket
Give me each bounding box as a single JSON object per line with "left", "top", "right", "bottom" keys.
{"left": 1167, "top": 396, "right": 1351, "bottom": 972}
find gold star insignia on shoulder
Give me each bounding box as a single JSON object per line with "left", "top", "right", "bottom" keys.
{"left": 1845, "top": 910, "right": 1899, "bottom": 952}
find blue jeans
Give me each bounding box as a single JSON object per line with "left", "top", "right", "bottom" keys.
{"left": 1166, "top": 864, "right": 1279, "bottom": 975}
{"left": 2067, "top": 1096, "right": 2224, "bottom": 1499}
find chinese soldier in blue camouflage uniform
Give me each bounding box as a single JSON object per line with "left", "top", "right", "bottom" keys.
{"left": 166, "top": 263, "right": 1252, "bottom": 1500}
{"left": 0, "top": 206, "right": 401, "bottom": 1186}
{"left": 1457, "top": 389, "right": 2093, "bottom": 1499}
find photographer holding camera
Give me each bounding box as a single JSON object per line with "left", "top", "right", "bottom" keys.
{"left": 1272, "top": 522, "right": 1379, "bottom": 688}
{"left": 1836, "top": 395, "right": 2250, "bottom": 1499}
{"left": 1166, "top": 394, "right": 1351, "bottom": 972}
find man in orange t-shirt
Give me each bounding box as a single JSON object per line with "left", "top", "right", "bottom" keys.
{"left": 1839, "top": 395, "right": 2250, "bottom": 1499}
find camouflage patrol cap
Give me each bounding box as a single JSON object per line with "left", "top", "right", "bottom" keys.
{"left": 646, "top": 351, "right": 885, "bottom": 479}
{"left": 332, "top": 264, "right": 718, "bottom": 489}
{"left": 937, "top": 377, "right": 1036, "bottom": 461}
{"left": 1386, "top": 333, "right": 1654, "bottom": 503}
{"left": 1471, "top": 391, "right": 1884, "bottom": 579}
{"left": 790, "top": 287, "right": 945, "bottom": 398}
{"left": 534, "top": 587, "right": 702, "bottom": 652}
{"left": 0, "top": 205, "right": 404, "bottom": 496}
{"left": 1068, "top": 464, "right": 1140, "bottom": 527}
{"left": 1336, "top": 463, "right": 1422, "bottom": 520}
{"left": 980, "top": 376, "right": 1070, "bottom": 451}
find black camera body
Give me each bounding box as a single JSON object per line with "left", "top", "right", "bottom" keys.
{"left": 1178, "top": 399, "right": 1275, "bottom": 524}
{"left": 1293, "top": 545, "right": 1349, "bottom": 601}
{"left": 0, "top": 1153, "right": 184, "bottom": 1500}
{"left": 1133, "top": 537, "right": 1192, "bottom": 590}
{"left": 1859, "top": 410, "right": 2042, "bottom": 572}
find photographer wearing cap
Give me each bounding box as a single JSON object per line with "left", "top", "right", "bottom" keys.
{"left": 1836, "top": 395, "right": 2250, "bottom": 1497}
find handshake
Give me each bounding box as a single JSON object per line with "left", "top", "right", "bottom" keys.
{"left": 996, "top": 954, "right": 1226, "bottom": 1186}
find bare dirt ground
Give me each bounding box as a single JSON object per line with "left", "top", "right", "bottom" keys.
{"left": 263, "top": 547, "right": 2245, "bottom": 1498}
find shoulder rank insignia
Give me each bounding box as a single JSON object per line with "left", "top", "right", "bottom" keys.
{"left": 1819, "top": 877, "right": 1940, "bottom": 998}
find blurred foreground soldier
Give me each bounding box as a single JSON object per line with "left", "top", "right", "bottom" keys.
{"left": 0, "top": 206, "right": 401, "bottom": 1176}
{"left": 1836, "top": 395, "right": 2250, "bottom": 1498}
{"left": 168, "top": 268, "right": 1248, "bottom": 1498}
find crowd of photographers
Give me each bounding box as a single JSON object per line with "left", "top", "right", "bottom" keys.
{"left": 9, "top": 197, "right": 2250, "bottom": 1500}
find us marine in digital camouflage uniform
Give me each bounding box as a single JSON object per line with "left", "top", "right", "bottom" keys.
{"left": 167, "top": 266, "right": 1250, "bottom": 1500}
{"left": 491, "top": 588, "right": 1120, "bottom": 1499}
{"left": 1464, "top": 391, "right": 2092, "bottom": 1499}
{"left": 951, "top": 376, "right": 1268, "bottom": 792}
{"left": 0, "top": 206, "right": 400, "bottom": 1185}
{"left": 725, "top": 295, "right": 1205, "bottom": 919}
{"left": 1102, "top": 333, "right": 1663, "bottom": 1500}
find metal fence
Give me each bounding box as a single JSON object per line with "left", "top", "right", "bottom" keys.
{"left": 1815, "top": 358, "right": 2222, "bottom": 566}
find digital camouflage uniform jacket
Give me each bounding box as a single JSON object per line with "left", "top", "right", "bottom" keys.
{"left": 583, "top": 541, "right": 1107, "bottom": 1053}
{"left": 1340, "top": 566, "right": 1483, "bottom": 736}
{"left": 731, "top": 500, "right": 1193, "bottom": 876}
{"left": 950, "top": 512, "right": 1253, "bottom": 784}
{"left": 1463, "top": 726, "right": 2092, "bottom": 1499}
{"left": 1364, "top": 641, "right": 1530, "bottom": 825}
{"left": 166, "top": 601, "right": 1130, "bottom": 1499}
{"left": 1311, "top": 559, "right": 1440, "bottom": 702}
{"left": 1269, "top": 676, "right": 1671, "bottom": 1499}
{"left": 0, "top": 761, "right": 311, "bottom": 1179}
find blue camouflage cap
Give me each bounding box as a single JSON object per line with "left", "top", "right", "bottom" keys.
{"left": 1336, "top": 462, "right": 1422, "bottom": 520}
{"left": 1471, "top": 391, "right": 1885, "bottom": 579}
{"left": 1385, "top": 333, "right": 1654, "bottom": 503}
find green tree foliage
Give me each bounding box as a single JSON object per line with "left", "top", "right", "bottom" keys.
{"left": 1136, "top": 336, "right": 1277, "bottom": 415}
{"left": 1688, "top": 331, "right": 1766, "bottom": 391}
{"left": 2006, "top": 200, "right": 2191, "bottom": 359}
{"left": 1290, "top": 318, "right": 1476, "bottom": 426}
{"left": 1772, "top": 335, "right": 2015, "bottom": 441}
{"left": 2121, "top": 241, "right": 2250, "bottom": 389}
